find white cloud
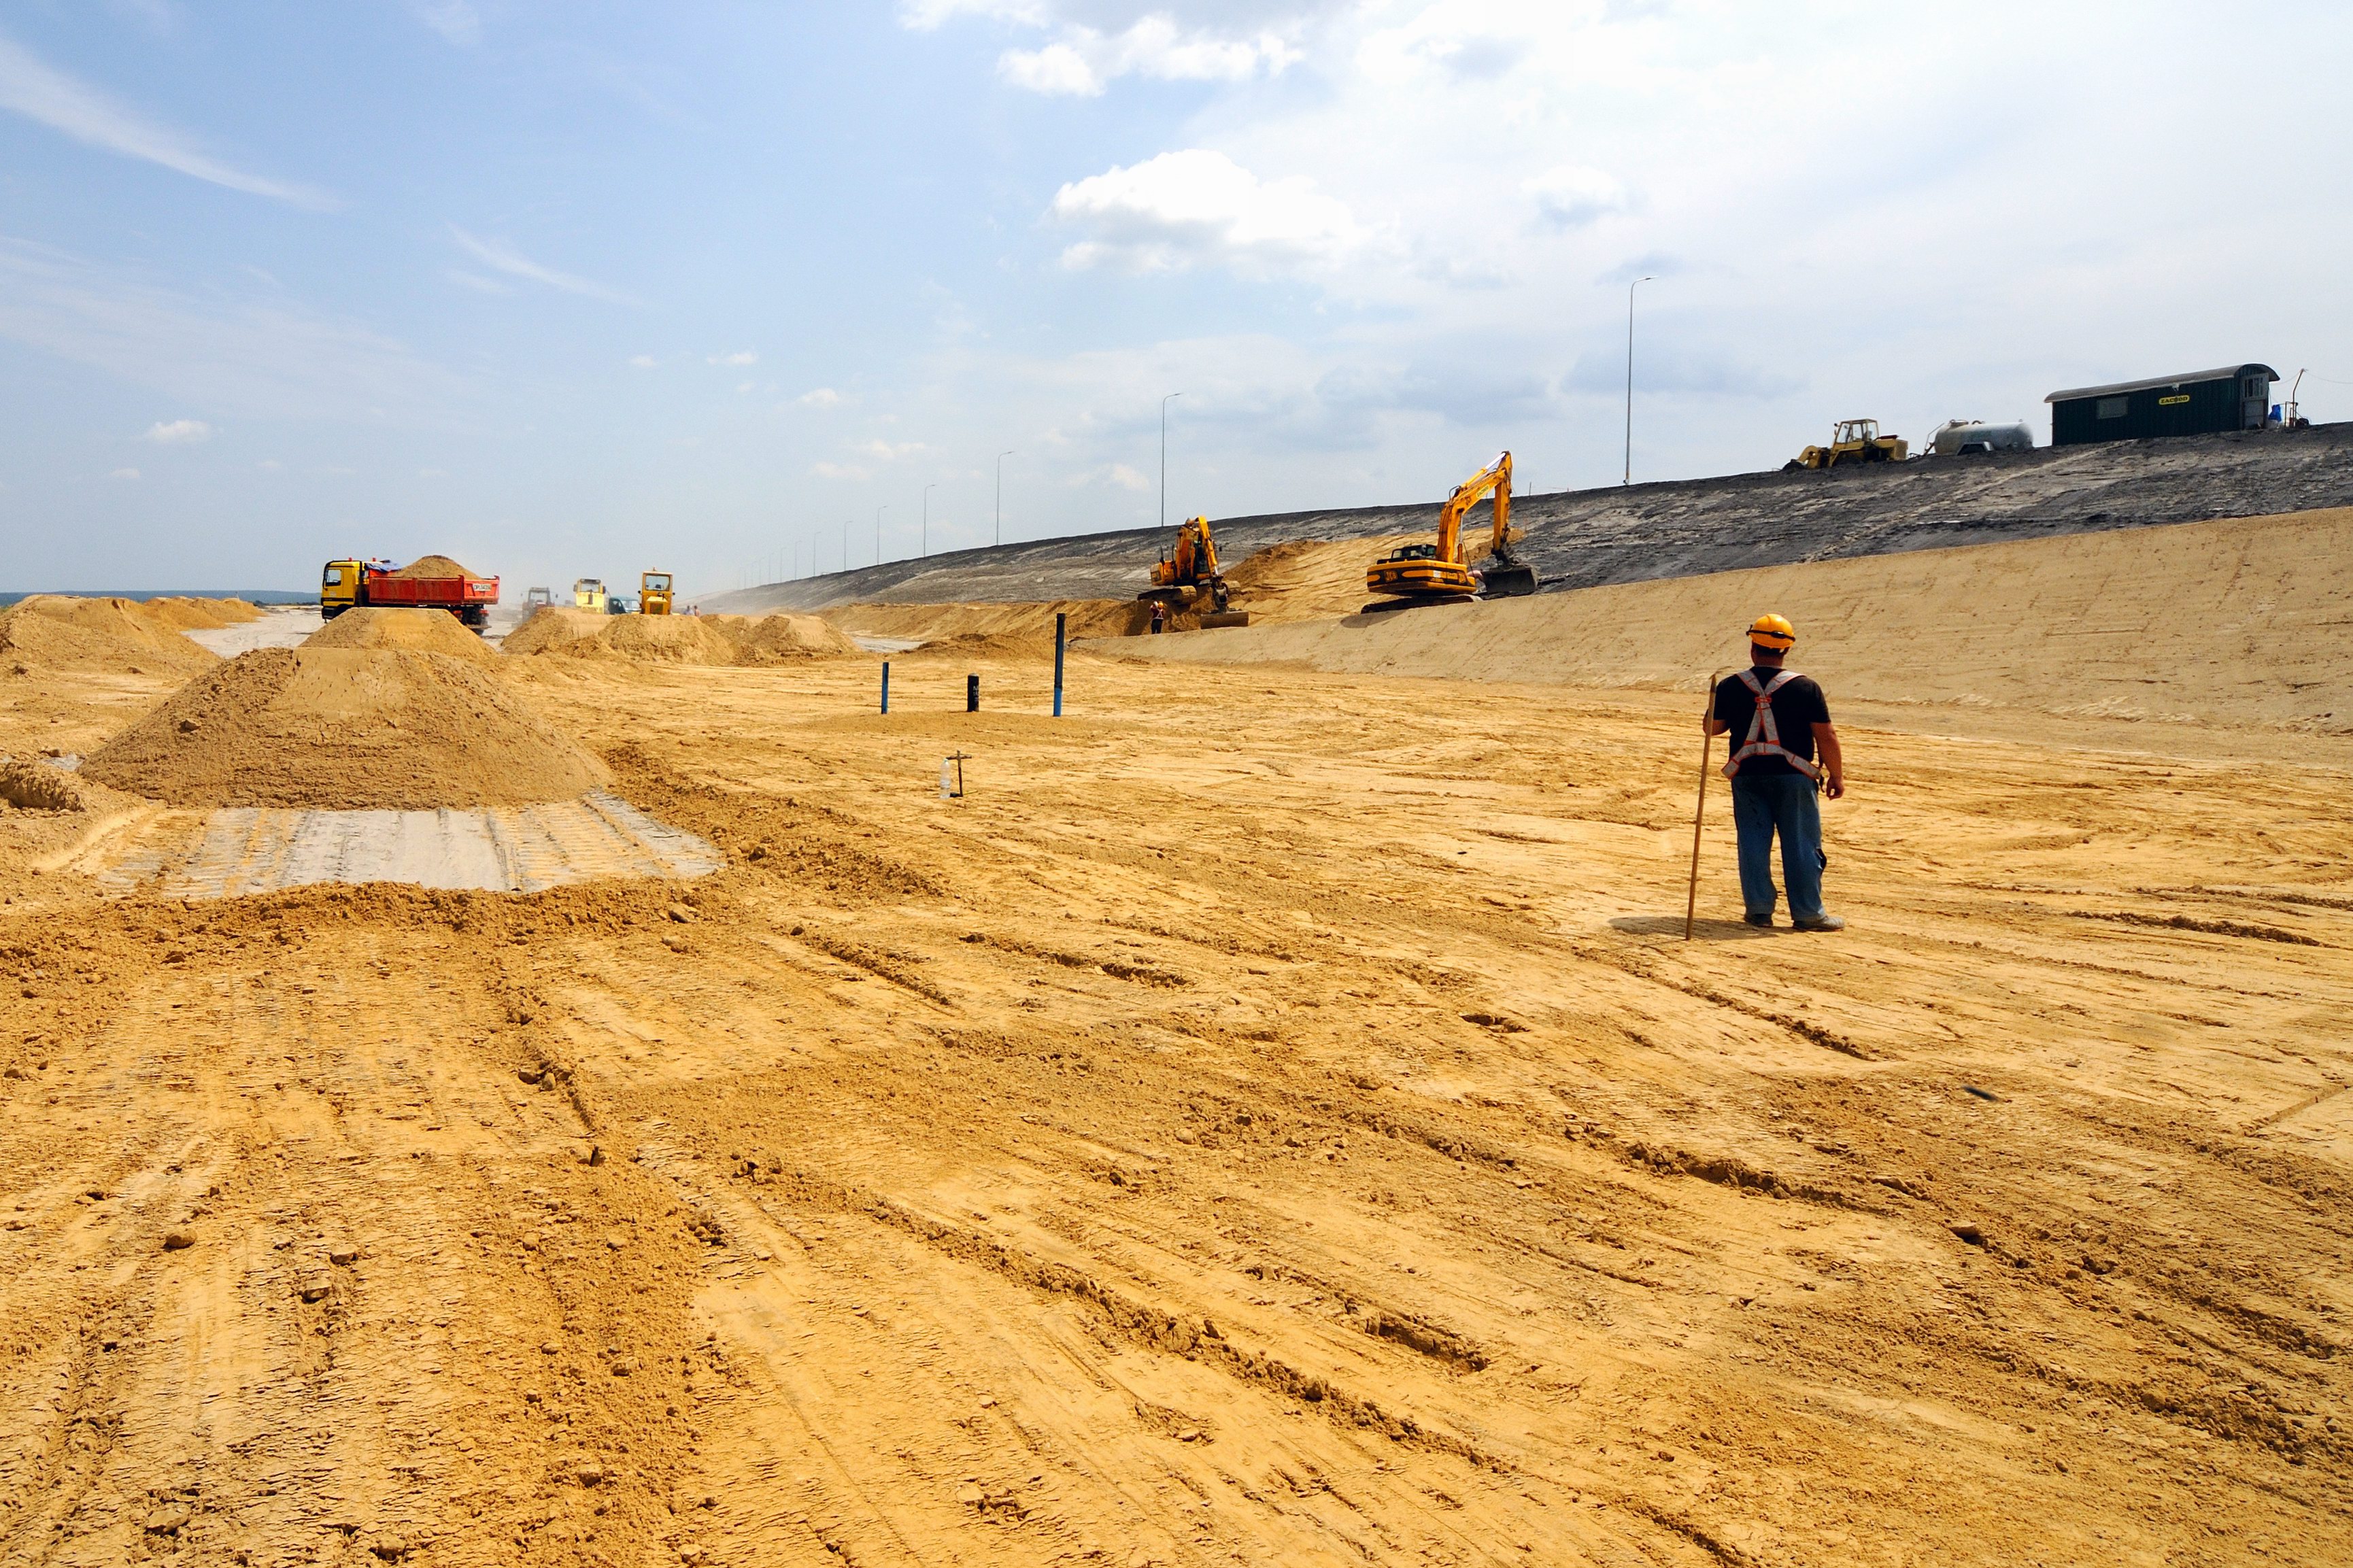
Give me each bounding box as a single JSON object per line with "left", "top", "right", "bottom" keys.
{"left": 1106, "top": 462, "right": 1148, "bottom": 490}
{"left": 412, "top": 2, "right": 481, "bottom": 46}
{"left": 445, "top": 269, "right": 510, "bottom": 294}
{"left": 1000, "top": 16, "right": 1300, "bottom": 96}
{"left": 796, "top": 386, "right": 843, "bottom": 408}
{"left": 707, "top": 350, "right": 758, "bottom": 365}
{"left": 1526, "top": 165, "right": 1630, "bottom": 230}
{"left": 628, "top": 353, "right": 658, "bottom": 368}
{"left": 1052, "top": 148, "right": 1365, "bottom": 275}
{"left": 0, "top": 29, "right": 332, "bottom": 207}
{"left": 856, "top": 439, "right": 928, "bottom": 461}
{"left": 109, "top": 466, "right": 140, "bottom": 480}
{"left": 143, "top": 417, "right": 211, "bottom": 444}
{"left": 812, "top": 460, "right": 871, "bottom": 481}
{"left": 256, "top": 458, "right": 282, "bottom": 471}
{"left": 447, "top": 228, "right": 632, "bottom": 304}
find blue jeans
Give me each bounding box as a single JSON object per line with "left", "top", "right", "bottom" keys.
{"left": 1731, "top": 774, "right": 1827, "bottom": 923}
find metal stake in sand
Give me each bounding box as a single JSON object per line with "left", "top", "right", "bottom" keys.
{"left": 966, "top": 674, "right": 979, "bottom": 713}
{"left": 940, "top": 751, "right": 969, "bottom": 800}
{"left": 1053, "top": 613, "right": 1066, "bottom": 717}
{"left": 880, "top": 661, "right": 890, "bottom": 714}
{"left": 1685, "top": 666, "right": 1737, "bottom": 941}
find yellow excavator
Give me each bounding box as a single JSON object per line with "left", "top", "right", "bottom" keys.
{"left": 1141, "top": 515, "right": 1231, "bottom": 613}
{"left": 1788, "top": 419, "right": 1908, "bottom": 470}
{"left": 639, "top": 571, "right": 673, "bottom": 615}
{"left": 1365, "top": 451, "right": 1538, "bottom": 610}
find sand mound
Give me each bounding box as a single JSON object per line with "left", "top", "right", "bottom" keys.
{"left": 0, "top": 757, "right": 84, "bottom": 812}
{"left": 305, "top": 606, "right": 499, "bottom": 665}
{"left": 1221, "top": 533, "right": 1436, "bottom": 621}
{"left": 82, "top": 647, "right": 607, "bottom": 808}
{"left": 830, "top": 598, "right": 1153, "bottom": 652}
{"left": 505, "top": 609, "right": 854, "bottom": 666}
{"left": 387, "top": 553, "right": 479, "bottom": 580}
{"left": 714, "top": 613, "right": 857, "bottom": 662}
{"left": 0, "top": 596, "right": 218, "bottom": 677}
{"left": 135, "top": 597, "right": 267, "bottom": 632}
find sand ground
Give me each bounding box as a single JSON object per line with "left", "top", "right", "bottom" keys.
{"left": 1, "top": 552, "right": 2350, "bottom": 1566}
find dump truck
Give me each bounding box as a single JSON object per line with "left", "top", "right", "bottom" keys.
{"left": 640, "top": 572, "right": 674, "bottom": 615}
{"left": 320, "top": 557, "right": 499, "bottom": 630}
{"left": 1787, "top": 419, "right": 1908, "bottom": 470}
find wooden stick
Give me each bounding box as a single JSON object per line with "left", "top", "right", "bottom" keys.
{"left": 1686, "top": 666, "right": 1736, "bottom": 941}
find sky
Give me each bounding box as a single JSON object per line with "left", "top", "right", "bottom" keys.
{"left": 1, "top": 1, "right": 2347, "bottom": 596}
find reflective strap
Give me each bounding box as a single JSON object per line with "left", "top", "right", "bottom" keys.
{"left": 1723, "top": 670, "right": 1822, "bottom": 780}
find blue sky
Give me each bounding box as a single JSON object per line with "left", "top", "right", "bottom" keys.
{"left": 1, "top": 1, "right": 2346, "bottom": 596}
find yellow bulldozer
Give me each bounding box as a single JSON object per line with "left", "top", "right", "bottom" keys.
{"left": 1788, "top": 419, "right": 1908, "bottom": 471}
{"left": 639, "top": 571, "right": 673, "bottom": 615}
{"left": 1365, "top": 451, "right": 1538, "bottom": 610}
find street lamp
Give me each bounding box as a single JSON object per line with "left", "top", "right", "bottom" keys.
{"left": 1624, "top": 275, "right": 1655, "bottom": 487}
{"left": 996, "top": 450, "right": 1014, "bottom": 545}
{"left": 1161, "top": 391, "right": 1183, "bottom": 532}
{"left": 923, "top": 482, "right": 936, "bottom": 558}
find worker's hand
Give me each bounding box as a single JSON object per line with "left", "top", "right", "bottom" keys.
{"left": 1824, "top": 774, "right": 1845, "bottom": 800}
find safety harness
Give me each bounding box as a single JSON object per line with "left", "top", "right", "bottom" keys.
{"left": 1723, "top": 668, "right": 1823, "bottom": 781}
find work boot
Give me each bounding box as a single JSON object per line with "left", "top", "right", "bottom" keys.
{"left": 1744, "top": 913, "right": 1774, "bottom": 928}
{"left": 1791, "top": 914, "right": 1846, "bottom": 932}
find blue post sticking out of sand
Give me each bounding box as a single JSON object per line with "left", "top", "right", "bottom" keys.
{"left": 881, "top": 661, "right": 890, "bottom": 714}
{"left": 1053, "top": 613, "right": 1066, "bottom": 717}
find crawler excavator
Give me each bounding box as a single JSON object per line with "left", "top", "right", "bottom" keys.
{"left": 1140, "top": 515, "right": 1250, "bottom": 626}
{"left": 1365, "top": 451, "right": 1538, "bottom": 611}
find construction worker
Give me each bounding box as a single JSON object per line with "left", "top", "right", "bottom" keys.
{"left": 1150, "top": 600, "right": 1167, "bottom": 634}
{"left": 1704, "top": 614, "right": 1846, "bottom": 931}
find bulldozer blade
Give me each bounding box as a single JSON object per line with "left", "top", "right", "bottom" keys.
{"left": 1480, "top": 564, "right": 1538, "bottom": 598}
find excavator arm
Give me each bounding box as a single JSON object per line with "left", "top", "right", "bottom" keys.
{"left": 1436, "top": 453, "right": 1511, "bottom": 566}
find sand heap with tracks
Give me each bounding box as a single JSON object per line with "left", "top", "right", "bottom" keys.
{"left": 505, "top": 608, "right": 853, "bottom": 665}
{"left": 82, "top": 647, "right": 606, "bottom": 809}
{"left": 305, "top": 605, "right": 500, "bottom": 666}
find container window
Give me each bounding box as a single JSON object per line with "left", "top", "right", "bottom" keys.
{"left": 2096, "top": 397, "right": 2127, "bottom": 420}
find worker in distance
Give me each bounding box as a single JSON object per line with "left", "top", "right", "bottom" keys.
{"left": 1704, "top": 614, "right": 1846, "bottom": 931}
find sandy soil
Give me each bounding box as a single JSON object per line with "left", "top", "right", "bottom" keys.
{"left": 0, "top": 526, "right": 2349, "bottom": 1565}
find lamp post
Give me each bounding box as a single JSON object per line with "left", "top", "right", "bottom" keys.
{"left": 1624, "top": 275, "right": 1655, "bottom": 487}
{"left": 1160, "top": 391, "right": 1183, "bottom": 532}
{"left": 922, "top": 483, "right": 936, "bottom": 558}
{"left": 996, "top": 450, "right": 1014, "bottom": 545}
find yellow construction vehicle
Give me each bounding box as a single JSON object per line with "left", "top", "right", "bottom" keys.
{"left": 1366, "top": 451, "right": 1537, "bottom": 609}
{"left": 1141, "top": 515, "right": 1231, "bottom": 613}
{"left": 639, "top": 571, "right": 674, "bottom": 615}
{"left": 1789, "top": 419, "right": 1908, "bottom": 470}
{"left": 573, "top": 578, "right": 611, "bottom": 613}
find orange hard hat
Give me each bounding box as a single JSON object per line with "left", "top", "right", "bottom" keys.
{"left": 1748, "top": 613, "right": 1797, "bottom": 650}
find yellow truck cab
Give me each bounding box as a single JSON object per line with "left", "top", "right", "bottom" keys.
{"left": 573, "top": 578, "right": 609, "bottom": 613}
{"left": 639, "top": 571, "right": 674, "bottom": 615}
{"left": 322, "top": 559, "right": 364, "bottom": 616}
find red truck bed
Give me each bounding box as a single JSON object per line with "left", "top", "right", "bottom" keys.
{"left": 359, "top": 566, "right": 498, "bottom": 627}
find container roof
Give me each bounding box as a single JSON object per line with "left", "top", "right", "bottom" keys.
{"left": 2046, "top": 365, "right": 2278, "bottom": 403}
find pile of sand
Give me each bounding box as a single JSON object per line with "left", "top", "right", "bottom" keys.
{"left": 830, "top": 598, "right": 1151, "bottom": 653}
{"left": 505, "top": 608, "right": 854, "bottom": 666}
{"left": 82, "top": 647, "right": 607, "bottom": 808}
{"left": 386, "top": 553, "right": 480, "bottom": 580}
{"left": 305, "top": 606, "right": 499, "bottom": 666}
{"left": 0, "top": 757, "right": 84, "bottom": 812}
{"left": 134, "top": 597, "right": 268, "bottom": 632}
{"left": 0, "top": 596, "right": 219, "bottom": 677}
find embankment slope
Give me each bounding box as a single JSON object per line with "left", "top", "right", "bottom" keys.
{"left": 1096, "top": 505, "right": 2353, "bottom": 732}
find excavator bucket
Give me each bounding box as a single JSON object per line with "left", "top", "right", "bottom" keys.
{"left": 1481, "top": 562, "right": 1538, "bottom": 598}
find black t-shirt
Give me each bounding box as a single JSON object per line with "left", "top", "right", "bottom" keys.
{"left": 1714, "top": 666, "right": 1830, "bottom": 776}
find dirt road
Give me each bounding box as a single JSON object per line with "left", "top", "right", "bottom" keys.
{"left": 1, "top": 643, "right": 2348, "bottom": 1566}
